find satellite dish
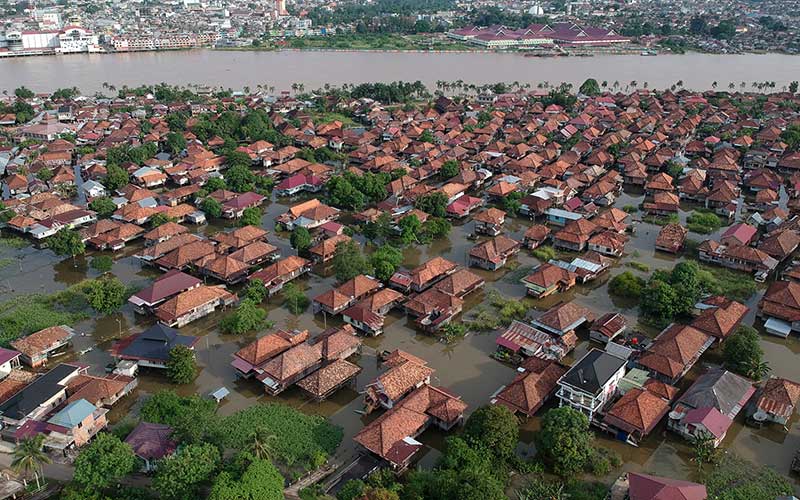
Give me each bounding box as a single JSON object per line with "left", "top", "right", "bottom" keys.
{"left": 668, "top": 410, "right": 684, "bottom": 420}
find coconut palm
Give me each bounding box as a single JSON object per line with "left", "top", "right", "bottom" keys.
{"left": 11, "top": 435, "right": 50, "bottom": 489}
{"left": 250, "top": 429, "right": 278, "bottom": 461}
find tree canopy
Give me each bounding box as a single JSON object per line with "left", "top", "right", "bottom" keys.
{"left": 723, "top": 325, "right": 770, "bottom": 380}
{"left": 73, "top": 433, "right": 136, "bottom": 490}
{"left": 166, "top": 345, "right": 197, "bottom": 384}
{"left": 535, "top": 406, "right": 593, "bottom": 477}
{"left": 333, "top": 240, "right": 374, "bottom": 282}
{"left": 220, "top": 300, "right": 270, "bottom": 335}
{"left": 154, "top": 443, "right": 221, "bottom": 500}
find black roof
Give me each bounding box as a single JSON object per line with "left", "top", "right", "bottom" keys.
{"left": 0, "top": 364, "right": 79, "bottom": 421}
{"left": 560, "top": 349, "right": 626, "bottom": 395}
{"left": 119, "top": 324, "right": 196, "bottom": 362}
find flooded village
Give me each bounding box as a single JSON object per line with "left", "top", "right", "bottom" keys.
{"left": 1, "top": 80, "right": 800, "bottom": 499}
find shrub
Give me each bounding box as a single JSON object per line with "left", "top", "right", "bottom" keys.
{"left": 532, "top": 245, "right": 556, "bottom": 262}
{"left": 609, "top": 271, "right": 646, "bottom": 298}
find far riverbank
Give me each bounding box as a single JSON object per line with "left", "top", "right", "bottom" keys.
{"left": 1, "top": 49, "right": 798, "bottom": 93}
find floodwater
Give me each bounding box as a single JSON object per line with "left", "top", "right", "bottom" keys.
{"left": 2, "top": 185, "right": 800, "bottom": 490}
{"left": 1, "top": 50, "right": 800, "bottom": 93}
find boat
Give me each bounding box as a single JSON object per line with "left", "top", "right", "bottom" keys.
{"left": 640, "top": 50, "right": 658, "bottom": 56}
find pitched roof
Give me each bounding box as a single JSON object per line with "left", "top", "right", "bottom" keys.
{"left": 560, "top": 349, "right": 626, "bottom": 395}
{"left": 125, "top": 422, "right": 177, "bottom": 460}
{"left": 604, "top": 388, "right": 670, "bottom": 435}
{"left": 47, "top": 398, "right": 97, "bottom": 428}
{"left": 627, "top": 472, "right": 707, "bottom": 500}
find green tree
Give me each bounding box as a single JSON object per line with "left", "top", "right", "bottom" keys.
{"left": 419, "top": 130, "right": 435, "bottom": 143}
{"left": 220, "top": 300, "right": 269, "bottom": 335}
{"left": 398, "top": 214, "right": 421, "bottom": 245}
{"left": 790, "top": 81, "right": 798, "bottom": 94}
{"left": 327, "top": 176, "right": 366, "bottom": 210}
{"left": 338, "top": 480, "right": 366, "bottom": 500}
{"left": 535, "top": 407, "right": 593, "bottom": 477}
{"left": 14, "top": 86, "right": 34, "bottom": 99}
{"left": 89, "top": 197, "right": 117, "bottom": 218}
{"left": 370, "top": 245, "right": 403, "bottom": 281}
{"left": 415, "top": 192, "right": 449, "bottom": 218}
{"left": 239, "top": 207, "right": 262, "bottom": 227}
{"left": 609, "top": 271, "right": 646, "bottom": 298}
{"left": 167, "top": 345, "right": 197, "bottom": 384}
{"left": 225, "top": 150, "right": 253, "bottom": 170}
{"left": 333, "top": 240, "right": 373, "bottom": 282}
{"left": 103, "top": 163, "right": 130, "bottom": 192}
{"left": 201, "top": 197, "right": 223, "bottom": 218}
{"left": 48, "top": 229, "right": 85, "bottom": 260}
{"left": 226, "top": 164, "right": 258, "bottom": 193}
{"left": 90, "top": 255, "right": 113, "bottom": 273}
{"left": 242, "top": 279, "right": 268, "bottom": 303}
{"left": 84, "top": 275, "right": 127, "bottom": 314}
{"left": 11, "top": 435, "right": 50, "bottom": 489}
{"left": 462, "top": 405, "right": 519, "bottom": 461}
{"left": 154, "top": 443, "right": 220, "bottom": 500}
{"left": 283, "top": 283, "right": 310, "bottom": 314}
{"left": 209, "top": 458, "right": 284, "bottom": 500}
{"left": 73, "top": 433, "right": 135, "bottom": 490}
{"left": 290, "top": 226, "right": 313, "bottom": 255}
{"left": 640, "top": 279, "right": 678, "bottom": 323}
{"left": 420, "top": 217, "right": 451, "bottom": 242}
{"left": 723, "top": 325, "right": 770, "bottom": 380}
{"left": 140, "top": 391, "right": 218, "bottom": 444}
{"left": 440, "top": 160, "right": 460, "bottom": 179}
{"left": 165, "top": 132, "right": 187, "bottom": 155}
{"left": 579, "top": 78, "right": 601, "bottom": 96}
{"left": 149, "top": 213, "right": 174, "bottom": 228}
{"left": 206, "top": 177, "right": 227, "bottom": 192}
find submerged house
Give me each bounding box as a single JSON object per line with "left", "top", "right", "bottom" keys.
{"left": 111, "top": 324, "right": 199, "bottom": 370}
{"left": 667, "top": 368, "right": 755, "bottom": 447}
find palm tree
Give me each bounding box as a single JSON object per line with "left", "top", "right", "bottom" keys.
{"left": 250, "top": 429, "right": 278, "bottom": 461}
{"left": 712, "top": 81, "right": 718, "bottom": 89}
{"left": 12, "top": 435, "right": 50, "bottom": 489}
{"left": 749, "top": 360, "right": 771, "bottom": 380}
{"left": 728, "top": 82, "right": 735, "bottom": 90}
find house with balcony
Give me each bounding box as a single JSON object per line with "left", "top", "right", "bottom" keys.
{"left": 155, "top": 285, "right": 236, "bottom": 327}
{"left": 521, "top": 263, "right": 577, "bottom": 298}
{"left": 249, "top": 255, "right": 311, "bottom": 296}
{"left": 636, "top": 324, "right": 713, "bottom": 385}
{"left": 111, "top": 324, "right": 199, "bottom": 370}
{"left": 667, "top": 368, "right": 755, "bottom": 447}
{"left": 11, "top": 325, "right": 76, "bottom": 368}
{"left": 128, "top": 270, "right": 202, "bottom": 314}
{"left": 44, "top": 398, "right": 108, "bottom": 448}
{"left": 748, "top": 376, "right": 800, "bottom": 427}
{"left": 468, "top": 235, "right": 521, "bottom": 271}
{"left": 555, "top": 349, "right": 627, "bottom": 422}
{"left": 0, "top": 363, "right": 84, "bottom": 429}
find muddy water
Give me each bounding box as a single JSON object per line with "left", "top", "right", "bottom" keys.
{"left": 2, "top": 51, "right": 800, "bottom": 93}
{"left": 2, "top": 185, "right": 800, "bottom": 486}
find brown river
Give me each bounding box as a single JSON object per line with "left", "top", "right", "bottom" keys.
{"left": 1, "top": 49, "right": 800, "bottom": 93}
{"left": 2, "top": 184, "right": 800, "bottom": 491}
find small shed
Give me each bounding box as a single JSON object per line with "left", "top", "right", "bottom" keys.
{"left": 209, "top": 387, "right": 230, "bottom": 403}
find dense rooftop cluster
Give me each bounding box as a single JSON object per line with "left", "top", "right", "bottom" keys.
{"left": 2, "top": 81, "right": 800, "bottom": 497}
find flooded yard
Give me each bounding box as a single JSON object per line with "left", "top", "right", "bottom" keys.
{"left": 2, "top": 183, "right": 800, "bottom": 487}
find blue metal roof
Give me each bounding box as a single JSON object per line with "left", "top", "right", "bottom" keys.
{"left": 48, "top": 399, "right": 96, "bottom": 428}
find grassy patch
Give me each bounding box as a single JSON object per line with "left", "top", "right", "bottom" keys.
{"left": 0, "top": 234, "right": 27, "bottom": 249}
{"left": 0, "top": 258, "right": 13, "bottom": 269}
{"left": 687, "top": 210, "right": 723, "bottom": 234}
{"left": 642, "top": 214, "right": 680, "bottom": 226}
{"left": 464, "top": 290, "right": 526, "bottom": 331}
{"left": 697, "top": 264, "right": 759, "bottom": 301}
{"left": 309, "top": 111, "right": 355, "bottom": 126}
{"left": 221, "top": 403, "right": 343, "bottom": 472}
{"left": 627, "top": 261, "right": 650, "bottom": 272}
{"left": 0, "top": 288, "right": 90, "bottom": 347}
{"left": 704, "top": 453, "right": 792, "bottom": 500}
{"left": 532, "top": 245, "right": 556, "bottom": 262}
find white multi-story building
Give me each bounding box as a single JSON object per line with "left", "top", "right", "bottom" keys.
{"left": 556, "top": 349, "right": 627, "bottom": 422}
{"left": 57, "top": 26, "right": 100, "bottom": 53}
